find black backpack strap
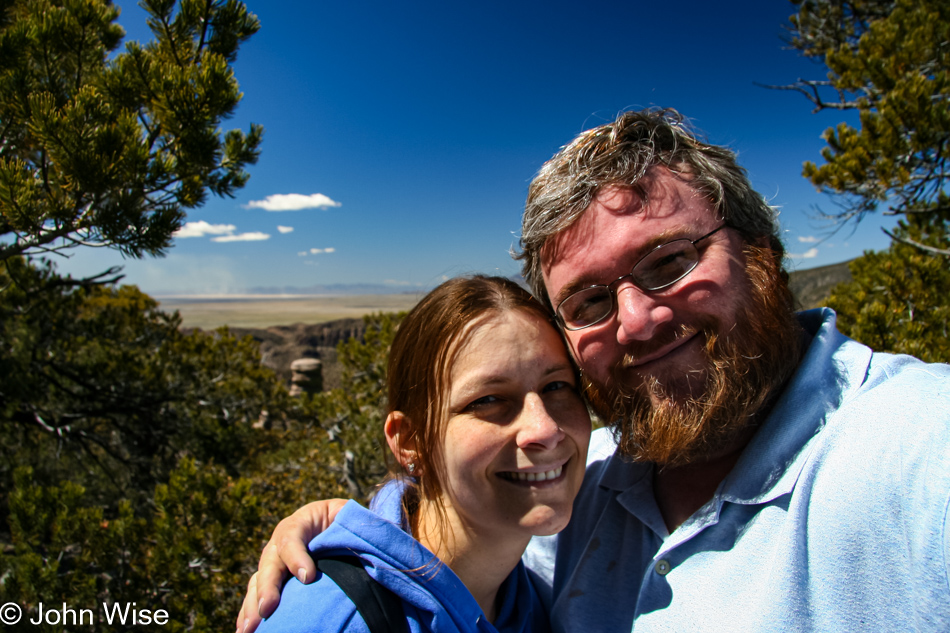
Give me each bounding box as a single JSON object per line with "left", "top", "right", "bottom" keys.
{"left": 316, "top": 555, "right": 410, "bottom": 633}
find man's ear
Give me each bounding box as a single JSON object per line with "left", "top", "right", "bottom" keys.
{"left": 385, "top": 411, "right": 417, "bottom": 470}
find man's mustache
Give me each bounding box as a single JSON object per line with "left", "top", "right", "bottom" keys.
{"left": 617, "top": 322, "right": 704, "bottom": 371}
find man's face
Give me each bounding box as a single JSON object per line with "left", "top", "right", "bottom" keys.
{"left": 541, "top": 169, "right": 750, "bottom": 402}
{"left": 539, "top": 168, "right": 801, "bottom": 466}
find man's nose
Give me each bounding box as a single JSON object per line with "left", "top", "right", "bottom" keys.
{"left": 614, "top": 282, "right": 674, "bottom": 344}
{"left": 516, "top": 393, "right": 565, "bottom": 450}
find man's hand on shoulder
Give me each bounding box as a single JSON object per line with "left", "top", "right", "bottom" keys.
{"left": 236, "top": 499, "right": 348, "bottom": 633}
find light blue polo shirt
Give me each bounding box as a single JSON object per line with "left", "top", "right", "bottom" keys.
{"left": 525, "top": 308, "right": 950, "bottom": 632}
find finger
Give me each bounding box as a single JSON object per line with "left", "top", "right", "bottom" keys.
{"left": 324, "top": 498, "right": 346, "bottom": 524}
{"left": 237, "top": 572, "right": 262, "bottom": 633}
{"left": 257, "top": 539, "right": 293, "bottom": 619}
{"left": 271, "top": 499, "right": 349, "bottom": 585}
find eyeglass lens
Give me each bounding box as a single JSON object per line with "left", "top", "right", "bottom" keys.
{"left": 557, "top": 240, "right": 701, "bottom": 329}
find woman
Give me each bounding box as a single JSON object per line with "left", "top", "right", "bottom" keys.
{"left": 255, "top": 275, "right": 591, "bottom": 633}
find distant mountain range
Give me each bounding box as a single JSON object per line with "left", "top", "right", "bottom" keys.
{"left": 245, "top": 282, "right": 427, "bottom": 295}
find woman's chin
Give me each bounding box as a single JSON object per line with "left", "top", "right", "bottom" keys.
{"left": 519, "top": 506, "right": 572, "bottom": 536}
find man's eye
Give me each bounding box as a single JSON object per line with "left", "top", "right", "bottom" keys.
{"left": 566, "top": 292, "right": 610, "bottom": 322}
{"left": 638, "top": 247, "right": 692, "bottom": 285}
{"left": 651, "top": 249, "right": 689, "bottom": 271}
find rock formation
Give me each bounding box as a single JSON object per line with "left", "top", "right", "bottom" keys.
{"left": 289, "top": 358, "right": 323, "bottom": 397}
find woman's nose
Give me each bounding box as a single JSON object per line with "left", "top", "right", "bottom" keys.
{"left": 515, "top": 393, "right": 565, "bottom": 450}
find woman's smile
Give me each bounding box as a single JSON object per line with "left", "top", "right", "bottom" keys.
{"left": 497, "top": 461, "right": 567, "bottom": 484}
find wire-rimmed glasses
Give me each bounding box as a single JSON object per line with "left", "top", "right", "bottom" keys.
{"left": 555, "top": 225, "right": 727, "bottom": 331}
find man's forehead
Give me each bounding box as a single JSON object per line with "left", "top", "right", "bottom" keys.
{"left": 540, "top": 186, "right": 641, "bottom": 272}
{"left": 540, "top": 175, "right": 702, "bottom": 266}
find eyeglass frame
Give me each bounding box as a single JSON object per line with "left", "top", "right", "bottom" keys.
{"left": 554, "top": 224, "right": 728, "bottom": 331}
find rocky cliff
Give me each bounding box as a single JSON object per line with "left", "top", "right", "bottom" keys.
{"left": 227, "top": 318, "right": 367, "bottom": 390}
{"left": 787, "top": 260, "right": 853, "bottom": 310}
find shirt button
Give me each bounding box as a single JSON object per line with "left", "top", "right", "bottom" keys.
{"left": 655, "top": 559, "right": 671, "bottom": 575}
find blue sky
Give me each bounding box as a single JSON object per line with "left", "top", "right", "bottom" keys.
{"left": 57, "top": 0, "right": 899, "bottom": 296}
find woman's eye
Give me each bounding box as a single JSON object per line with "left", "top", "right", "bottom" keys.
{"left": 465, "top": 395, "right": 500, "bottom": 410}
{"left": 543, "top": 380, "right": 573, "bottom": 393}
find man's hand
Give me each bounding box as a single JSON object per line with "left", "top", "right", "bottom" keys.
{"left": 236, "top": 499, "right": 348, "bottom": 633}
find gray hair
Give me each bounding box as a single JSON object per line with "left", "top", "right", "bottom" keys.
{"left": 515, "top": 108, "right": 784, "bottom": 307}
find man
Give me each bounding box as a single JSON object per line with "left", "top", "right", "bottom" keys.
{"left": 238, "top": 109, "right": 950, "bottom": 632}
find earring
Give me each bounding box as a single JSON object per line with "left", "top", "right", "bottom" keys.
{"left": 407, "top": 462, "right": 416, "bottom": 474}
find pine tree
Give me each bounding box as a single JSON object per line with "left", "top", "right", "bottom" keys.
{"left": 777, "top": 0, "right": 950, "bottom": 258}
{"left": 0, "top": 0, "right": 267, "bottom": 494}
{"left": 0, "top": 0, "right": 262, "bottom": 272}
{"left": 825, "top": 212, "right": 950, "bottom": 362}
{"left": 0, "top": 6, "right": 283, "bottom": 627}
{"left": 772, "top": 0, "right": 950, "bottom": 356}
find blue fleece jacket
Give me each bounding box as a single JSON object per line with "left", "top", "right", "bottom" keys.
{"left": 257, "top": 480, "right": 550, "bottom": 633}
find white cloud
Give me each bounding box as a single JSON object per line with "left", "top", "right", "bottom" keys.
{"left": 789, "top": 248, "right": 819, "bottom": 259}
{"left": 297, "top": 251, "right": 308, "bottom": 256}
{"left": 797, "top": 235, "right": 820, "bottom": 243}
{"left": 309, "top": 247, "right": 336, "bottom": 254}
{"left": 277, "top": 225, "right": 295, "bottom": 234}
{"left": 174, "top": 221, "right": 236, "bottom": 238}
{"left": 384, "top": 279, "right": 413, "bottom": 286}
{"left": 211, "top": 232, "right": 271, "bottom": 243}
{"left": 246, "top": 193, "right": 342, "bottom": 212}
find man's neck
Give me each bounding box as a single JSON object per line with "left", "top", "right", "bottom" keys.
{"left": 652, "top": 428, "right": 753, "bottom": 533}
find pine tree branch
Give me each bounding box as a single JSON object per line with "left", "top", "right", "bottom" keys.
{"left": 196, "top": 0, "right": 213, "bottom": 58}
{"left": 158, "top": 9, "right": 185, "bottom": 68}
{"left": 883, "top": 204, "right": 950, "bottom": 216}
{"left": 755, "top": 80, "right": 863, "bottom": 112}
{"left": 0, "top": 223, "right": 77, "bottom": 260}
{"left": 882, "top": 227, "right": 950, "bottom": 256}
{"left": 75, "top": 18, "right": 87, "bottom": 94}
{"left": 0, "top": 120, "right": 14, "bottom": 155}
{"left": 69, "top": 430, "right": 128, "bottom": 494}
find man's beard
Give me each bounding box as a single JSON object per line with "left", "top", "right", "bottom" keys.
{"left": 584, "top": 245, "right": 804, "bottom": 468}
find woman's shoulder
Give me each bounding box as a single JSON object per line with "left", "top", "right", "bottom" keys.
{"left": 315, "top": 485, "right": 416, "bottom": 559}
{"left": 256, "top": 572, "right": 371, "bottom": 633}
{"left": 257, "top": 483, "right": 421, "bottom": 633}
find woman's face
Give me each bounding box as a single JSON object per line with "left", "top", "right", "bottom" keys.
{"left": 436, "top": 309, "right": 591, "bottom": 540}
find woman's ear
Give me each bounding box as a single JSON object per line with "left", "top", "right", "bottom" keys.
{"left": 385, "top": 411, "right": 417, "bottom": 472}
